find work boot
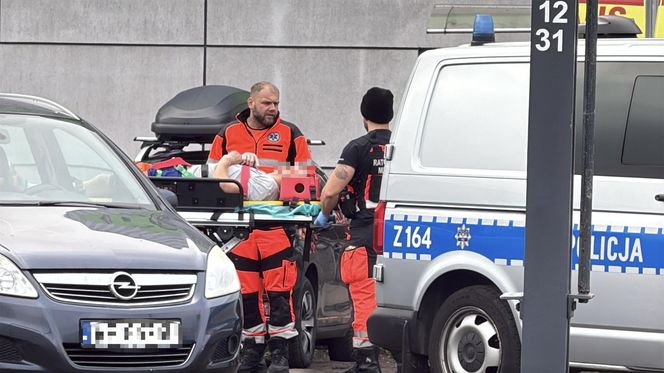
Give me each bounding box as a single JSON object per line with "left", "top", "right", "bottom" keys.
{"left": 238, "top": 339, "right": 267, "bottom": 373}
{"left": 266, "top": 337, "right": 289, "bottom": 373}
{"left": 343, "top": 346, "right": 382, "bottom": 373}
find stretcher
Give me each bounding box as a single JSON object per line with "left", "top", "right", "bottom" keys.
{"left": 150, "top": 177, "right": 319, "bottom": 260}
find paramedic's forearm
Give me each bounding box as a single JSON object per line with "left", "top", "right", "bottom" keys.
{"left": 212, "top": 161, "right": 240, "bottom": 194}
{"left": 320, "top": 191, "right": 340, "bottom": 216}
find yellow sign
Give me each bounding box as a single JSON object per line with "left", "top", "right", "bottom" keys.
{"left": 579, "top": 0, "right": 646, "bottom": 37}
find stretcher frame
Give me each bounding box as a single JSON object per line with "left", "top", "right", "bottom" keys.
{"left": 150, "top": 176, "right": 317, "bottom": 260}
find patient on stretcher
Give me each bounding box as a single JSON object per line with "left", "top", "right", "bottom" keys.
{"left": 212, "top": 151, "right": 299, "bottom": 201}
{"left": 212, "top": 150, "right": 320, "bottom": 202}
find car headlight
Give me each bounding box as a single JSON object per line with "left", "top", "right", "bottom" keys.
{"left": 0, "top": 254, "right": 38, "bottom": 298}
{"left": 205, "top": 246, "right": 240, "bottom": 299}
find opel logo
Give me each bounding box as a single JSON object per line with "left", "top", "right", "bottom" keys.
{"left": 109, "top": 272, "right": 140, "bottom": 300}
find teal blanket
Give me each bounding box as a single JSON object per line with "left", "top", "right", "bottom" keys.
{"left": 241, "top": 203, "right": 320, "bottom": 218}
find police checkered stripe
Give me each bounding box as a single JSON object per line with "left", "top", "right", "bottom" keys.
{"left": 387, "top": 214, "right": 664, "bottom": 236}
{"left": 384, "top": 214, "right": 664, "bottom": 275}
{"left": 571, "top": 223, "right": 664, "bottom": 235}
{"left": 384, "top": 252, "right": 435, "bottom": 261}
{"left": 382, "top": 256, "right": 664, "bottom": 274}
{"left": 572, "top": 263, "right": 662, "bottom": 275}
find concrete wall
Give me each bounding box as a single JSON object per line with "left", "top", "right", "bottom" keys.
{"left": 0, "top": 0, "right": 526, "bottom": 166}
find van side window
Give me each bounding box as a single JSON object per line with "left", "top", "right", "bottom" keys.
{"left": 621, "top": 76, "right": 664, "bottom": 166}
{"left": 419, "top": 63, "right": 530, "bottom": 172}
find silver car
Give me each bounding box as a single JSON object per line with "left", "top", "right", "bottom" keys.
{"left": 0, "top": 94, "right": 242, "bottom": 372}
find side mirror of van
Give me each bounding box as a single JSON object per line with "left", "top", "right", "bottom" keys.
{"left": 158, "top": 188, "right": 178, "bottom": 208}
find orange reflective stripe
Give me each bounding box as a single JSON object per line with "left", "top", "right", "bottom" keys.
{"left": 243, "top": 330, "right": 267, "bottom": 336}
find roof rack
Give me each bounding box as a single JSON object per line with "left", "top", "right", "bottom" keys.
{"left": 428, "top": 5, "right": 642, "bottom": 39}
{"left": 428, "top": 4, "right": 530, "bottom": 34}
{"left": 579, "top": 15, "right": 642, "bottom": 38}
{"left": 0, "top": 93, "right": 80, "bottom": 120}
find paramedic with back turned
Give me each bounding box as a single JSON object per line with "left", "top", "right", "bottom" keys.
{"left": 315, "top": 87, "right": 393, "bottom": 373}
{"left": 208, "top": 81, "right": 312, "bottom": 373}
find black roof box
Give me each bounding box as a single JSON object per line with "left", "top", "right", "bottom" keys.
{"left": 579, "top": 15, "right": 642, "bottom": 38}
{"left": 152, "top": 85, "right": 249, "bottom": 143}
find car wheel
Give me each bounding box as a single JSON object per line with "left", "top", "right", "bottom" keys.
{"left": 428, "top": 285, "right": 520, "bottom": 373}
{"left": 326, "top": 328, "right": 353, "bottom": 361}
{"left": 289, "top": 277, "right": 317, "bottom": 368}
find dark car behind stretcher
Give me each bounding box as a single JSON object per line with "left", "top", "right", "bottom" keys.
{"left": 0, "top": 93, "right": 242, "bottom": 372}
{"left": 134, "top": 85, "right": 355, "bottom": 368}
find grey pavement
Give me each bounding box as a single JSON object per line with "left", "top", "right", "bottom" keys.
{"left": 289, "top": 348, "right": 603, "bottom": 373}
{"left": 290, "top": 347, "right": 397, "bottom": 373}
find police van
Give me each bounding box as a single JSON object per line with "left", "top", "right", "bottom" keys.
{"left": 366, "top": 17, "right": 664, "bottom": 373}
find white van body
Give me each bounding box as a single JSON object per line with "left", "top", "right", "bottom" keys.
{"left": 367, "top": 39, "right": 664, "bottom": 372}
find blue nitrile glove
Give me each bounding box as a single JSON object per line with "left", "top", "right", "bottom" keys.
{"left": 314, "top": 211, "right": 332, "bottom": 228}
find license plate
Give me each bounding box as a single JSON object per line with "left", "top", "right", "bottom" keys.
{"left": 80, "top": 319, "right": 181, "bottom": 349}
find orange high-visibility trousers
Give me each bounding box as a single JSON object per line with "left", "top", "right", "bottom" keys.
{"left": 228, "top": 228, "right": 298, "bottom": 343}
{"left": 340, "top": 224, "right": 377, "bottom": 348}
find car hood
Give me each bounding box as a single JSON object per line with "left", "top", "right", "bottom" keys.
{"left": 0, "top": 206, "right": 212, "bottom": 270}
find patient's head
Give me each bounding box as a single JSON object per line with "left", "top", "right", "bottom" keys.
{"left": 269, "top": 164, "right": 309, "bottom": 186}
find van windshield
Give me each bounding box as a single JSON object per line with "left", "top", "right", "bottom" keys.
{"left": 0, "top": 115, "right": 155, "bottom": 209}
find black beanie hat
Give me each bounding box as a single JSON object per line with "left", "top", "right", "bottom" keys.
{"left": 360, "top": 87, "right": 394, "bottom": 124}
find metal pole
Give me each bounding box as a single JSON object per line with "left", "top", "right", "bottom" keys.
{"left": 579, "top": 0, "right": 597, "bottom": 299}
{"left": 648, "top": 0, "right": 658, "bottom": 38}
{"left": 521, "top": 0, "right": 578, "bottom": 371}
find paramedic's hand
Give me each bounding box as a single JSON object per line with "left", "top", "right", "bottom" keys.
{"left": 241, "top": 152, "right": 259, "bottom": 168}
{"left": 314, "top": 211, "right": 333, "bottom": 229}
{"left": 221, "top": 151, "right": 242, "bottom": 166}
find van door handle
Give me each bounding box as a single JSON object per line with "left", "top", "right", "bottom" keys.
{"left": 385, "top": 144, "right": 394, "bottom": 161}
{"left": 655, "top": 194, "right": 664, "bottom": 202}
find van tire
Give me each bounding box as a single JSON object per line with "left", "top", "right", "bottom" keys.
{"left": 289, "top": 277, "right": 317, "bottom": 368}
{"left": 428, "top": 285, "right": 520, "bottom": 373}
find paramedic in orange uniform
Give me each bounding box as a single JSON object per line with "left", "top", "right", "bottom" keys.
{"left": 208, "top": 81, "right": 312, "bottom": 373}
{"left": 315, "top": 87, "right": 393, "bottom": 373}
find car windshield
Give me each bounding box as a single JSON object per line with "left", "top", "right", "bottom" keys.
{"left": 0, "top": 115, "right": 154, "bottom": 209}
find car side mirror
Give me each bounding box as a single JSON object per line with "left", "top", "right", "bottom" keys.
{"left": 158, "top": 188, "right": 178, "bottom": 208}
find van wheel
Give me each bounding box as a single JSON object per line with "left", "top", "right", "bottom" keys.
{"left": 289, "top": 277, "right": 317, "bottom": 368}
{"left": 326, "top": 328, "right": 353, "bottom": 361}
{"left": 428, "top": 285, "right": 520, "bottom": 373}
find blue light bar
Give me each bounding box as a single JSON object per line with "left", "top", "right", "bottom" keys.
{"left": 472, "top": 14, "right": 496, "bottom": 46}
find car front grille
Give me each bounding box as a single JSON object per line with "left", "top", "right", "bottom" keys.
{"left": 64, "top": 343, "right": 194, "bottom": 368}
{"left": 211, "top": 334, "right": 239, "bottom": 362}
{"left": 0, "top": 337, "right": 22, "bottom": 363}
{"left": 211, "top": 338, "right": 230, "bottom": 362}
{"left": 33, "top": 272, "right": 197, "bottom": 307}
